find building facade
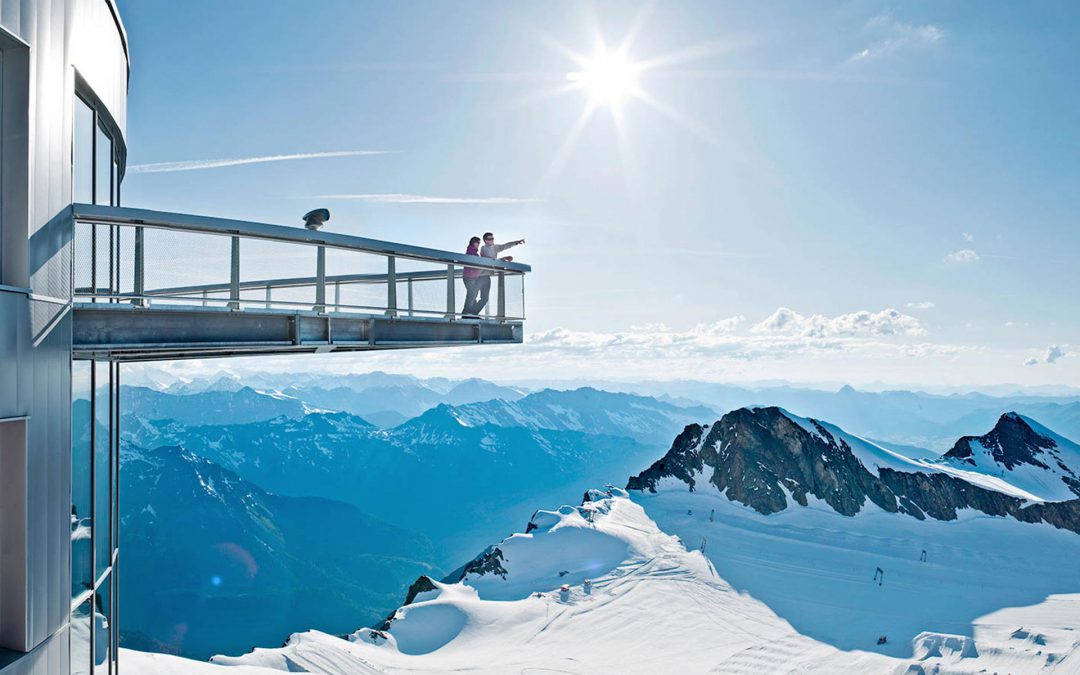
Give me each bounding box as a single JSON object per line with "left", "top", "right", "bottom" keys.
{"left": 0, "top": 4, "right": 529, "bottom": 674}
{"left": 0, "top": 1, "right": 128, "bottom": 674}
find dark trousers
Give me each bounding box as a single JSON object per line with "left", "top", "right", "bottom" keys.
{"left": 462, "top": 276, "right": 489, "bottom": 316}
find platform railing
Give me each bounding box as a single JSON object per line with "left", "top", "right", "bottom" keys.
{"left": 70, "top": 204, "right": 528, "bottom": 322}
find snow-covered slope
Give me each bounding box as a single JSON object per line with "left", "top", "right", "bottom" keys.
{"left": 940, "top": 412, "right": 1080, "bottom": 502}
{"left": 630, "top": 407, "right": 1080, "bottom": 532}
{"left": 124, "top": 488, "right": 1080, "bottom": 675}
{"left": 782, "top": 407, "right": 1061, "bottom": 502}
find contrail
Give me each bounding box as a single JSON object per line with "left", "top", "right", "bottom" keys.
{"left": 127, "top": 150, "right": 396, "bottom": 174}
{"left": 314, "top": 193, "right": 541, "bottom": 204}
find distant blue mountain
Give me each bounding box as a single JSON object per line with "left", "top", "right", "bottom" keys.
{"left": 119, "top": 441, "right": 433, "bottom": 661}
{"left": 120, "top": 387, "right": 706, "bottom": 566}
{"left": 122, "top": 385, "right": 308, "bottom": 426}
{"left": 572, "top": 380, "right": 1080, "bottom": 451}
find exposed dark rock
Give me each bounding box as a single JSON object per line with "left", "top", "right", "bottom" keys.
{"left": 627, "top": 424, "right": 707, "bottom": 493}
{"left": 401, "top": 575, "right": 439, "bottom": 607}
{"left": 379, "top": 575, "right": 442, "bottom": 630}
{"left": 628, "top": 407, "right": 1080, "bottom": 535}
{"left": 945, "top": 413, "right": 1056, "bottom": 470}
{"left": 630, "top": 408, "right": 896, "bottom": 516}
{"left": 430, "top": 544, "right": 509, "bottom": 588}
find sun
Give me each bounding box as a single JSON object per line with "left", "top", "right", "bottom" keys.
{"left": 566, "top": 47, "right": 642, "bottom": 109}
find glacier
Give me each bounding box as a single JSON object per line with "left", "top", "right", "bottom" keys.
{"left": 123, "top": 486, "right": 1080, "bottom": 674}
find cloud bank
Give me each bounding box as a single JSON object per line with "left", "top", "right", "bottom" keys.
{"left": 751, "top": 307, "right": 925, "bottom": 338}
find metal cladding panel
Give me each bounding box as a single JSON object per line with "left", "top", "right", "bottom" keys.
{"left": 68, "top": 0, "right": 127, "bottom": 136}
{"left": 0, "top": 0, "right": 128, "bottom": 278}
{"left": 0, "top": 291, "right": 25, "bottom": 415}
{"left": 0, "top": 624, "right": 68, "bottom": 675}
{"left": 21, "top": 309, "right": 71, "bottom": 648}
{"left": 0, "top": 0, "right": 127, "bottom": 661}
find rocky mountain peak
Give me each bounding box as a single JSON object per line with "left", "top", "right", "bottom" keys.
{"left": 627, "top": 407, "right": 1080, "bottom": 534}
{"left": 944, "top": 412, "right": 1056, "bottom": 471}
{"left": 628, "top": 406, "right": 892, "bottom": 516}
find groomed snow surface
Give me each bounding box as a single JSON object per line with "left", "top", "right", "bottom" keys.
{"left": 124, "top": 485, "right": 1080, "bottom": 674}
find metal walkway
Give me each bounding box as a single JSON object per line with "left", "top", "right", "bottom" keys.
{"left": 68, "top": 204, "right": 529, "bottom": 361}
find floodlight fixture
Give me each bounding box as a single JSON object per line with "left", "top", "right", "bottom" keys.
{"left": 303, "top": 208, "right": 330, "bottom": 231}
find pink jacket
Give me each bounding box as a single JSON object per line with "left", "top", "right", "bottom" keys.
{"left": 463, "top": 244, "right": 482, "bottom": 279}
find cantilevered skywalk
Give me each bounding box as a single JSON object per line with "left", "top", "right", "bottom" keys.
{"left": 68, "top": 204, "right": 530, "bottom": 361}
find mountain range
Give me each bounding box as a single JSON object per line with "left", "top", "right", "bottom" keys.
{"left": 119, "top": 441, "right": 434, "bottom": 660}
{"left": 115, "top": 374, "right": 1080, "bottom": 672}
{"left": 117, "top": 383, "right": 709, "bottom": 659}
{"left": 131, "top": 406, "right": 1080, "bottom": 674}
{"left": 121, "top": 387, "right": 707, "bottom": 566}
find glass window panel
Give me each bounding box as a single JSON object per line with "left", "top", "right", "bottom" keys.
{"left": 111, "top": 554, "right": 120, "bottom": 670}
{"left": 93, "top": 575, "right": 112, "bottom": 674}
{"left": 112, "top": 158, "right": 120, "bottom": 206}
{"left": 95, "top": 124, "right": 111, "bottom": 206}
{"left": 71, "top": 598, "right": 92, "bottom": 675}
{"left": 94, "top": 361, "right": 111, "bottom": 581}
{"left": 72, "top": 361, "right": 93, "bottom": 598}
{"left": 74, "top": 98, "right": 94, "bottom": 204}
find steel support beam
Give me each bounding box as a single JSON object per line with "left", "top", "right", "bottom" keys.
{"left": 72, "top": 303, "right": 522, "bottom": 361}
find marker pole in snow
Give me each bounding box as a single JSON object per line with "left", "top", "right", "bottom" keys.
{"left": 709, "top": 509, "right": 715, "bottom": 522}
{"left": 920, "top": 549, "right": 927, "bottom": 562}
{"left": 873, "top": 567, "right": 884, "bottom": 586}
{"left": 699, "top": 537, "right": 707, "bottom": 553}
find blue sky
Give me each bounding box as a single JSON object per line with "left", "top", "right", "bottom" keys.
{"left": 116, "top": 0, "right": 1079, "bottom": 389}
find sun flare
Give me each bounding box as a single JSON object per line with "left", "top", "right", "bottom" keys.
{"left": 566, "top": 47, "right": 642, "bottom": 108}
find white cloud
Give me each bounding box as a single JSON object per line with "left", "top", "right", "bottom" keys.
{"left": 314, "top": 194, "right": 541, "bottom": 204}
{"left": 127, "top": 150, "right": 395, "bottom": 174}
{"left": 944, "top": 249, "right": 979, "bottom": 264}
{"left": 848, "top": 15, "right": 945, "bottom": 63}
{"left": 962, "top": 232, "right": 975, "bottom": 242}
{"left": 128, "top": 309, "right": 1074, "bottom": 389}
{"left": 906, "top": 301, "right": 935, "bottom": 309}
{"left": 751, "top": 307, "right": 925, "bottom": 338}
{"left": 1024, "top": 345, "right": 1067, "bottom": 366}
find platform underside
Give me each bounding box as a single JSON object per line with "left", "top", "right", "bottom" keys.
{"left": 72, "top": 303, "right": 522, "bottom": 361}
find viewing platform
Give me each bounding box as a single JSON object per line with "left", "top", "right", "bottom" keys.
{"left": 68, "top": 204, "right": 530, "bottom": 361}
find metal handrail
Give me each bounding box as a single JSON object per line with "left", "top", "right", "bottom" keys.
{"left": 70, "top": 204, "right": 528, "bottom": 322}
{"left": 70, "top": 204, "right": 531, "bottom": 273}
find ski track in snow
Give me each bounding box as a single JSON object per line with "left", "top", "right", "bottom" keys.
{"left": 122, "top": 486, "right": 1080, "bottom": 675}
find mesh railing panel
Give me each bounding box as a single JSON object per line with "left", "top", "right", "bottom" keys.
{"left": 142, "top": 227, "right": 232, "bottom": 297}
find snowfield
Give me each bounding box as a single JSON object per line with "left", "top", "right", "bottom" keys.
{"left": 124, "top": 487, "right": 1080, "bottom": 675}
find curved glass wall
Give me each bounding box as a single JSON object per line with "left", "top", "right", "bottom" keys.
{"left": 72, "top": 88, "right": 122, "bottom": 675}
{"left": 71, "top": 361, "right": 93, "bottom": 598}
